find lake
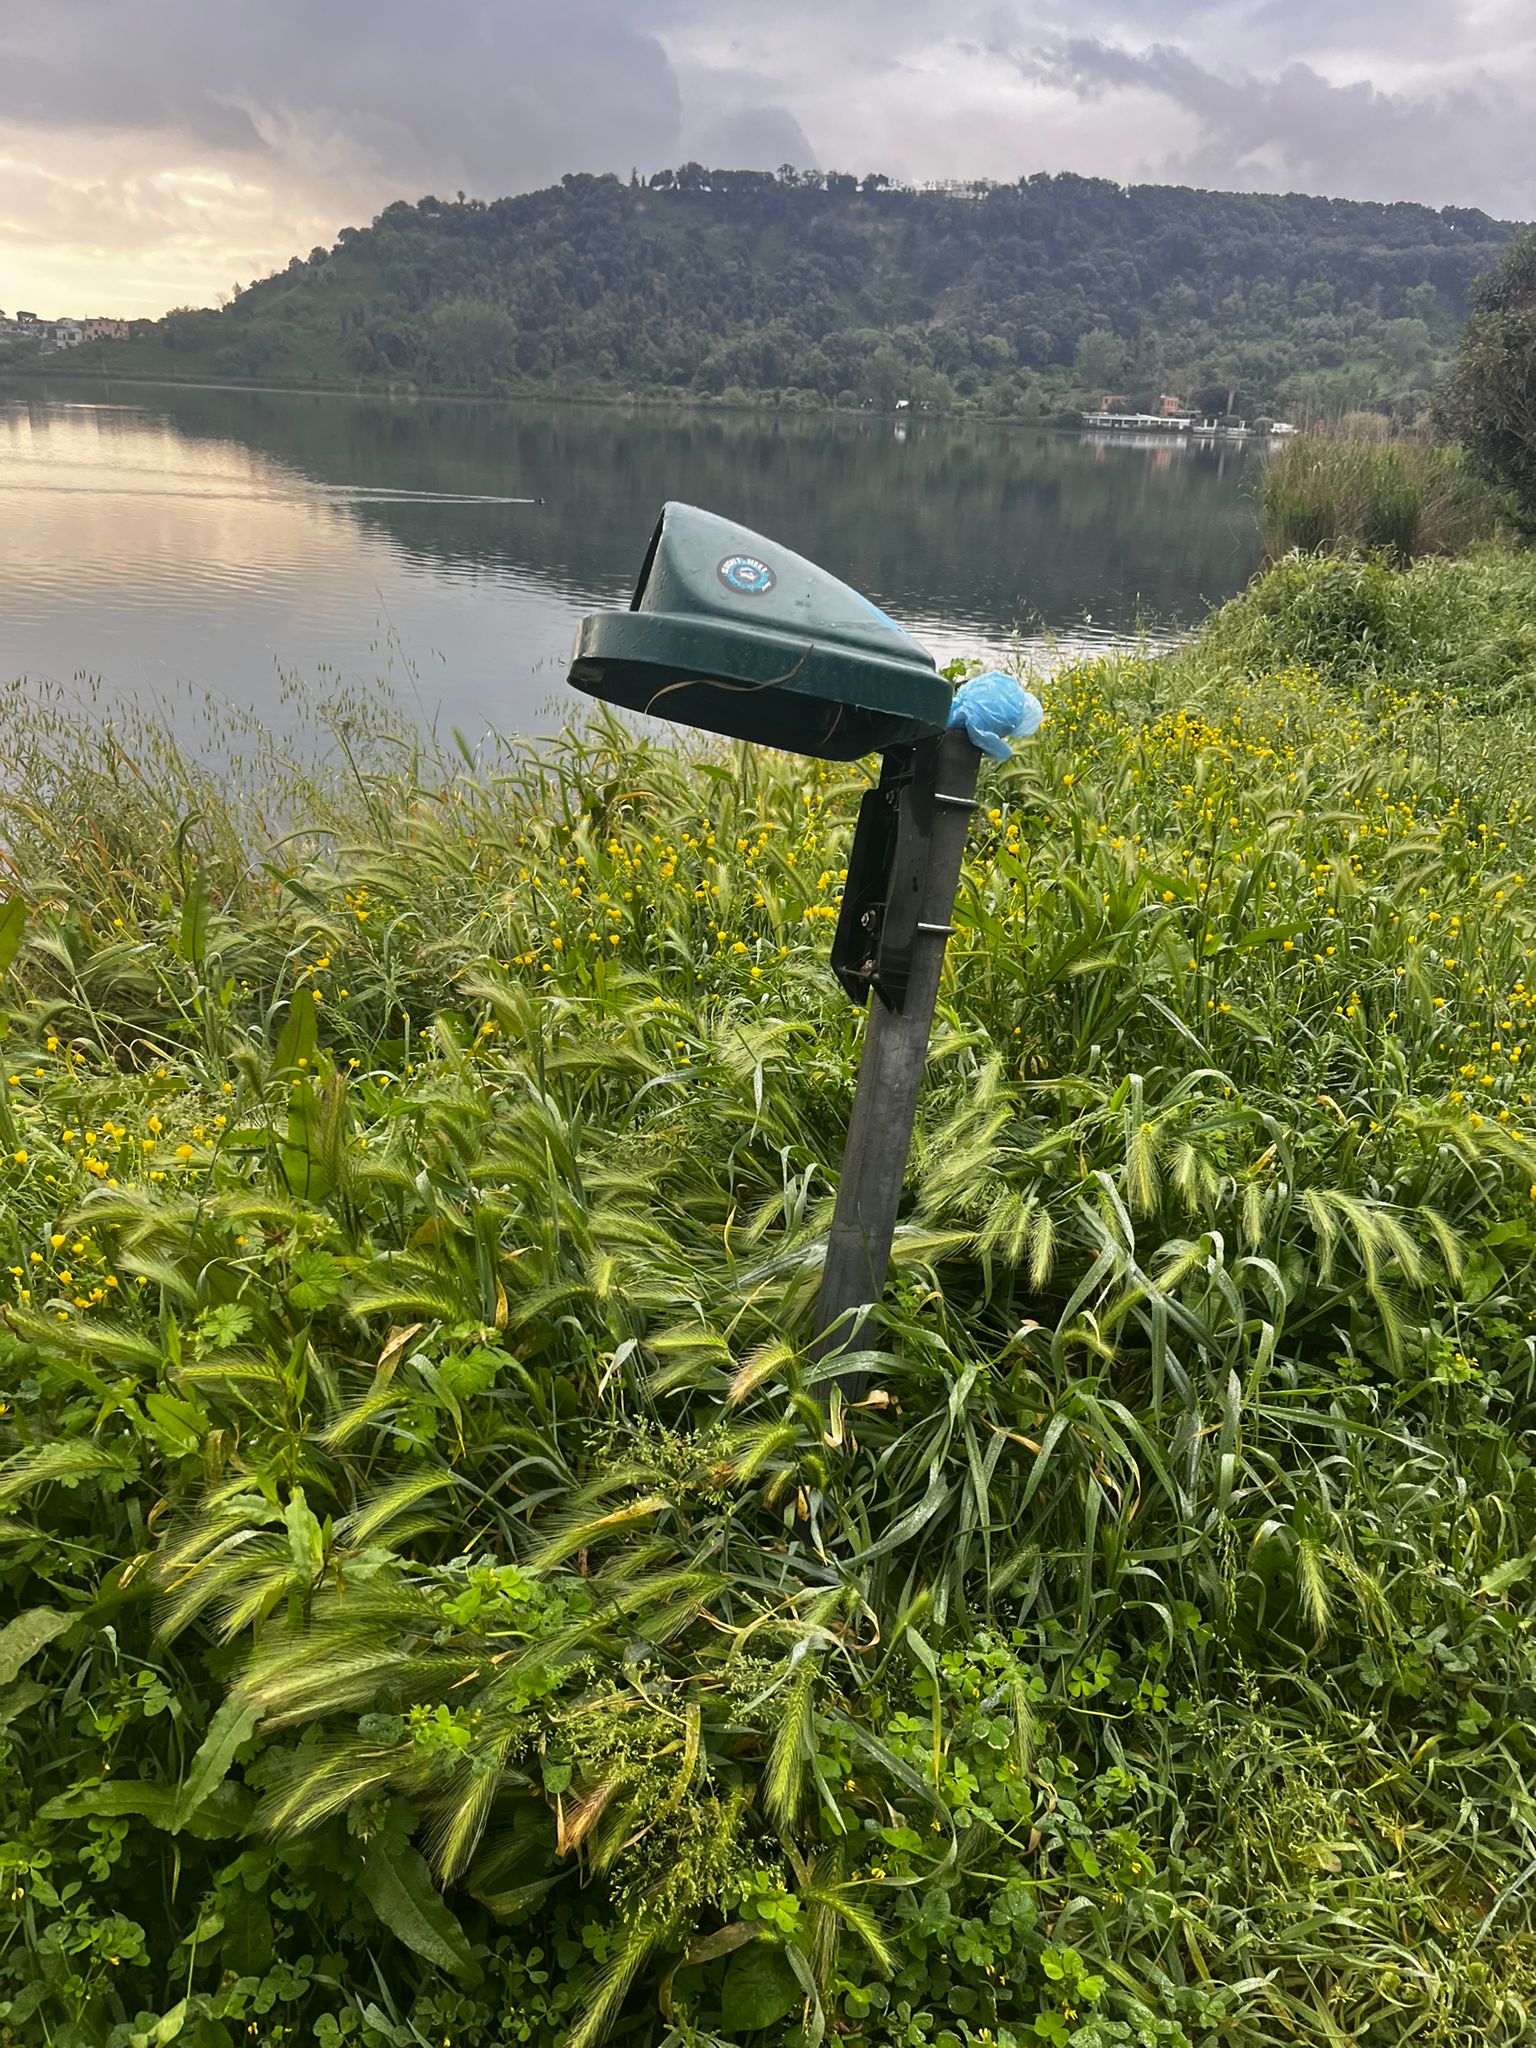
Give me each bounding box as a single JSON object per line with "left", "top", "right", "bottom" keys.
{"left": 0, "top": 381, "right": 1265, "bottom": 746}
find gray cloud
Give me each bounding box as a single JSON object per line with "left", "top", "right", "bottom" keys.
{"left": 1007, "top": 32, "right": 1534, "bottom": 216}
{"left": 5, "top": 0, "right": 1530, "bottom": 208}
{"left": 681, "top": 103, "right": 817, "bottom": 173}
{"left": 1237, "top": 0, "right": 1464, "bottom": 56}
{"left": 998, "top": 0, "right": 1479, "bottom": 65}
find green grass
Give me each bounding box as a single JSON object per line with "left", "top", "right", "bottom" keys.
{"left": 1200, "top": 545, "right": 1536, "bottom": 708}
{"left": 6, "top": 550, "right": 1536, "bottom": 2048}
{"left": 1259, "top": 432, "right": 1502, "bottom": 560}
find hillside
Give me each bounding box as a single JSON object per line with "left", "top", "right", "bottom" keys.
{"left": 100, "top": 169, "right": 1519, "bottom": 418}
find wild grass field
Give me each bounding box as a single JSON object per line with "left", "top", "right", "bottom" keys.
{"left": 5, "top": 548, "right": 1536, "bottom": 2048}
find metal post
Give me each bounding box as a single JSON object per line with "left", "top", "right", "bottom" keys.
{"left": 813, "top": 725, "right": 982, "bottom": 1392}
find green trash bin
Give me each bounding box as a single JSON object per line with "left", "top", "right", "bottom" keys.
{"left": 568, "top": 502, "right": 952, "bottom": 760}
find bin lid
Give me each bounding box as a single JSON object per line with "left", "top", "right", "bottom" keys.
{"left": 567, "top": 502, "right": 951, "bottom": 760}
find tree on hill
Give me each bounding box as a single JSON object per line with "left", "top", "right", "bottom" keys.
{"left": 1439, "top": 227, "right": 1536, "bottom": 524}
{"left": 107, "top": 171, "right": 1521, "bottom": 419}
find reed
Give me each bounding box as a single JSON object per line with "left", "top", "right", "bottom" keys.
{"left": 1259, "top": 427, "right": 1501, "bottom": 560}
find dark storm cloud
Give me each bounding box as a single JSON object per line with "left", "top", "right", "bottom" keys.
{"left": 0, "top": 0, "right": 690, "bottom": 191}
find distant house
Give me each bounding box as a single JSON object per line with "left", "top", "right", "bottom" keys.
{"left": 83, "top": 317, "right": 128, "bottom": 341}
{"left": 1159, "top": 393, "right": 1185, "bottom": 416}
{"left": 1101, "top": 394, "right": 1129, "bottom": 411}
{"left": 16, "top": 311, "right": 38, "bottom": 327}
{"left": 51, "top": 319, "right": 83, "bottom": 347}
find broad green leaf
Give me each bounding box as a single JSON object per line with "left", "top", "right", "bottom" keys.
{"left": 288, "top": 1249, "right": 348, "bottom": 1313}
{"left": 174, "top": 1694, "right": 258, "bottom": 1831}
{"left": 41, "top": 1779, "right": 252, "bottom": 1838}
{"left": 0, "top": 1606, "right": 71, "bottom": 1685}
{"left": 280, "top": 1073, "right": 346, "bottom": 1203}
{"left": 1480, "top": 1553, "right": 1536, "bottom": 1598}
{"left": 468, "top": 1876, "right": 558, "bottom": 1919}
{"left": 177, "top": 867, "right": 210, "bottom": 966}
{"left": 359, "top": 1836, "right": 481, "bottom": 1984}
{"left": 141, "top": 1389, "right": 209, "bottom": 1459}
{"left": 720, "top": 1940, "right": 801, "bottom": 2032}
{"left": 273, "top": 989, "right": 318, "bottom": 1076}
{"left": 0, "top": 895, "right": 26, "bottom": 982}
{"left": 1462, "top": 1249, "right": 1504, "bottom": 1305}
{"left": 220, "top": 1879, "right": 276, "bottom": 1977}
{"left": 284, "top": 1487, "right": 325, "bottom": 1578}
{"left": 130, "top": 1998, "right": 187, "bottom": 2047}
{"left": 0, "top": 1678, "right": 48, "bottom": 1726}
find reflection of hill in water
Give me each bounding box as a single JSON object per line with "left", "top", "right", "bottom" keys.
{"left": 81, "top": 384, "right": 1262, "bottom": 638}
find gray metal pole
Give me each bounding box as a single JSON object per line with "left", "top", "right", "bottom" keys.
{"left": 813, "top": 725, "right": 982, "bottom": 1391}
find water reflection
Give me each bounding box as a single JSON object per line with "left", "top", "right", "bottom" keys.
{"left": 0, "top": 382, "right": 1263, "bottom": 741}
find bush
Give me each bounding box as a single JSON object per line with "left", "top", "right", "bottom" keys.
{"left": 1200, "top": 544, "right": 1536, "bottom": 706}
{"left": 9, "top": 571, "right": 1536, "bottom": 2044}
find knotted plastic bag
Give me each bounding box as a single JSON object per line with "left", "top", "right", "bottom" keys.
{"left": 948, "top": 671, "right": 1045, "bottom": 761}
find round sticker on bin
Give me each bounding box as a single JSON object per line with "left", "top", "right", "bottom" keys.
{"left": 717, "top": 553, "right": 776, "bottom": 596}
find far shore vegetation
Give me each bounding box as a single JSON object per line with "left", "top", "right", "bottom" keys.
{"left": 4, "top": 168, "right": 1520, "bottom": 424}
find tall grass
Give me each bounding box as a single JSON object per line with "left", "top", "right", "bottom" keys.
{"left": 1259, "top": 430, "right": 1501, "bottom": 560}
{"left": 7, "top": 551, "right": 1536, "bottom": 2046}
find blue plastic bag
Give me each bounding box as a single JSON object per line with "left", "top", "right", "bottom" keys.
{"left": 948, "top": 671, "right": 1045, "bottom": 761}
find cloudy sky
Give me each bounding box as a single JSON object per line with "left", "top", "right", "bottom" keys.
{"left": 3, "top": 0, "right": 1533, "bottom": 317}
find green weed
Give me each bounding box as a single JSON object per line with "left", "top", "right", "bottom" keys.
{"left": 5, "top": 551, "right": 1536, "bottom": 2046}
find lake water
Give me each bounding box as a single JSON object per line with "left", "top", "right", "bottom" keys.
{"left": 0, "top": 381, "right": 1264, "bottom": 746}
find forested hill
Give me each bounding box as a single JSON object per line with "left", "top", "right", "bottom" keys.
{"left": 112, "top": 169, "right": 1520, "bottom": 419}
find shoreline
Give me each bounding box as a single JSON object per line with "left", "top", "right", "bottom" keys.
{"left": 2, "top": 361, "right": 1075, "bottom": 432}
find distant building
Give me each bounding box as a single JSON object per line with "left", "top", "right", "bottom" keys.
{"left": 83, "top": 317, "right": 128, "bottom": 341}
{"left": 50, "top": 319, "right": 83, "bottom": 347}
{"left": 1081, "top": 409, "right": 1194, "bottom": 433}
{"left": 16, "top": 311, "right": 38, "bottom": 327}
{"left": 1101, "top": 393, "right": 1129, "bottom": 411}
{"left": 1159, "top": 393, "right": 1185, "bottom": 415}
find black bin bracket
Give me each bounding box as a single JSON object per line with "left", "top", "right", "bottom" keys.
{"left": 831, "top": 734, "right": 975, "bottom": 1010}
